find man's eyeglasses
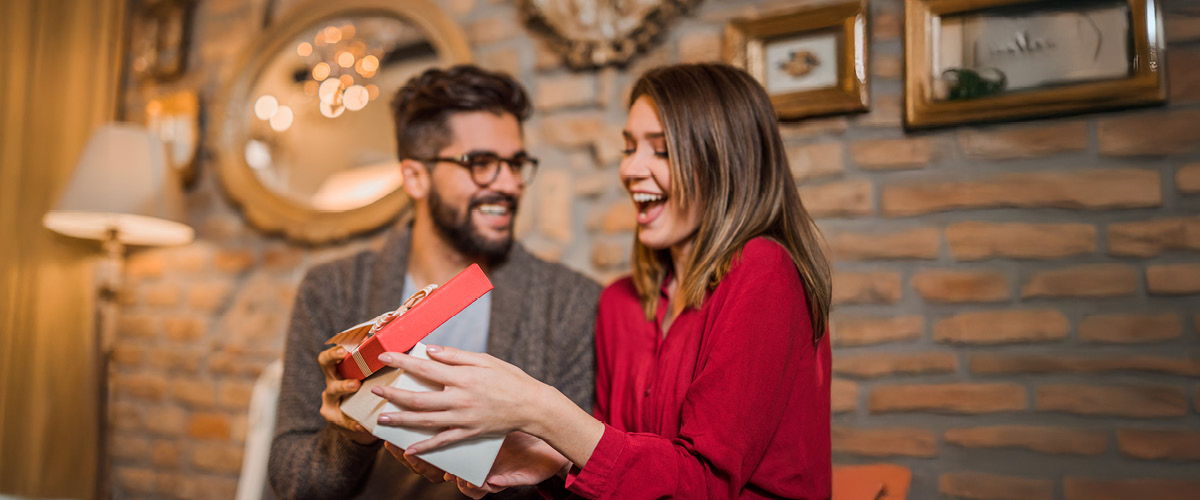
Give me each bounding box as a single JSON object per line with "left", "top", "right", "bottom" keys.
{"left": 418, "top": 151, "right": 539, "bottom": 187}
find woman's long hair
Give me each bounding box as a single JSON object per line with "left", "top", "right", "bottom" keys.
{"left": 629, "top": 63, "right": 831, "bottom": 343}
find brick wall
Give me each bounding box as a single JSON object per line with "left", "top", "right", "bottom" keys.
{"left": 110, "top": 0, "right": 1200, "bottom": 498}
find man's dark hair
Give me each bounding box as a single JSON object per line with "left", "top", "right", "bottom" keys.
{"left": 391, "top": 65, "right": 532, "bottom": 161}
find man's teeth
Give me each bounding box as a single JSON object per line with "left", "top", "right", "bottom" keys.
{"left": 477, "top": 204, "right": 509, "bottom": 216}
{"left": 632, "top": 192, "right": 665, "bottom": 203}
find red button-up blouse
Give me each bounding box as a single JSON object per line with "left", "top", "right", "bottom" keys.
{"left": 564, "top": 238, "right": 832, "bottom": 499}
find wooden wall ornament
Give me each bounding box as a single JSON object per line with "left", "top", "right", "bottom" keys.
{"left": 520, "top": 0, "right": 701, "bottom": 69}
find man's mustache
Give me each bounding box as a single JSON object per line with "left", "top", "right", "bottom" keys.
{"left": 468, "top": 192, "right": 519, "bottom": 213}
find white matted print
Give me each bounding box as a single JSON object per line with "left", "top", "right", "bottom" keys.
{"left": 763, "top": 31, "right": 840, "bottom": 94}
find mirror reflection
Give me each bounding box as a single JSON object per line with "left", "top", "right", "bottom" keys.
{"left": 243, "top": 15, "right": 438, "bottom": 211}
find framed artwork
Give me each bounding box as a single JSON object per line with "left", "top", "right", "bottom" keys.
{"left": 904, "top": 0, "right": 1167, "bottom": 130}
{"left": 145, "top": 90, "right": 200, "bottom": 187}
{"left": 131, "top": 0, "right": 196, "bottom": 82}
{"left": 726, "top": 0, "right": 869, "bottom": 120}
{"left": 520, "top": 0, "right": 700, "bottom": 68}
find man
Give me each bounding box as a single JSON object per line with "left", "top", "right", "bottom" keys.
{"left": 268, "top": 65, "right": 600, "bottom": 499}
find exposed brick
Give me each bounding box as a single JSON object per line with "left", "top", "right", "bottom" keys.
{"left": 944, "top": 426, "right": 1107, "bottom": 455}
{"left": 830, "top": 315, "right": 924, "bottom": 346}
{"left": 779, "top": 116, "right": 848, "bottom": 139}
{"left": 144, "top": 347, "right": 204, "bottom": 373}
{"left": 882, "top": 169, "right": 1161, "bottom": 216}
{"left": 591, "top": 240, "right": 628, "bottom": 269}
{"left": 1167, "top": 12, "right": 1200, "bottom": 44}
{"left": 164, "top": 315, "right": 208, "bottom": 342}
{"left": 947, "top": 222, "right": 1096, "bottom": 261}
{"left": 188, "top": 413, "right": 231, "bottom": 440}
{"left": 151, "top": 439, "right": 182, "bottom": 468}
{"left": 871, "top": 9, "right": 901, "bottom": 40}
{"left": 590, "top": 200, "right": 635, "bottom": 234}
{"left": 537, "top": 169, "right": 573, "bottom": 243}
{"left": 262, "top": 244, "right": 303, "bottom": 271}
{"left": 678, "top": 30, "right": 722, "bottom": 63}
{"left": 143, "top": 283, "right": 182, "bottom": 308}
{"left": 970, "top": 354, "right": 1200, "bottom": 377}
{"left": 829, "top": 228, "right": 939, "bottom": 260}
{"left": 1169, "top": 47, "right": 1200, "bottom": 102}
{"left": 144, "top": 405, "right": 188, "bottom": 436}
{"left": 126, "top": 250, "right": 166, "bottom": 280}
{"left": 1079, "top": 314, "right": 1182, "bottom": 343}
{"left": 912, "top": 269, "right": 1009, "bottom": 303}
{"left": 939, "top": 472, "right": 1053, "bottom": 500}
{"left": 1021, "top": 264, "right": 1138, "bottom": 298}
{"left": 934, "top": 309, "right": 1069, "bottom": 344}
{"left": 466, "top": 16, "right": 520, "bottom": 45}
{"left": 480, "top": 47, "right": 520, "bottom": 77}
{"left": 850, "top": 138, "right": 933, "bottom": 170}
{"left": 538, "top": 115, "right": 605, "bottom": 148}
{"left": 115, "top": 466, "right": 157, "bottom": 494}
{"left": 832, "top": 271, "right": 901, "bottom": 304}
{"left": 209, "top": 351, "right": 276, "bottom": 377}
{"left": 535, "top": 74, "right": 597, "bottom": 110}
{"left": 832, "top": 379, "right": 858, "bottom": 414}
{"left": 831, "top": 427, "right": 937, "bottom": 457}
{"left": 1036, "top": 385, "right": 1187, "bottom": 418}
{"left": 111, "top": 345, "right": 145, "bottom": 367}
{"left": 163, "top": 245, "right": 211, "bottom": 274}
{"left": 113, "top": 373, "right": 168, "bottom": 401}
{"left": 833, "top": 351, "right": 958, "bottom": 378}
{"left": 219, "top": 380, "right": 255, "bottom": 409}
{"left": 957, "top": 122, "right": 1088, "bottom": 160}
{"left": 187, "top": 281, "right": 232, "bottom": 313}
{"left": 869, "top": 383, "right": 1026, "bottom": 414}
{"left": 859, "top": 93, "right": 902, "bottom": 128}
{"left": 213, "top": 249, "right": 255, "bottom": 273}
{"left": 1107, "top": 217, "right": 1200, "bottom": 256}
{"left": 872, "top": 53, "right": 902, "bottom": 79}
{"left": 787, "top": 142, "right": 844, "bottom": 181}
{"left": 1063, "top": 478, "right": 1200, "bottom": 500}
{"left": 1147, "top": 264, "right": 1200, "bottom": 294}
{"left": 112, "top": 435, "right": 152, "bottom": 461}
{"left": 1098, "top": 110, "right": 1200, "bottom": 156}
{"left": 156, "top": 473, "right": 239, "bottom": 500}
{"left": 799, "top": 179, "right": 873, "bottom": 217}
{"left": 118, "top": 313, "right": 161, "bottom": 339}
{"left": 191, "top": 444, "right": 243, "bottom": 474}
{"left": 1178, "top": 163, "right": 1200, "bottom": 194}
{"left": 171, "top": 379, "right": 217, "bottom": 408}
{"left": 1117, "top": 429, "right": 1200, "bottom": 460}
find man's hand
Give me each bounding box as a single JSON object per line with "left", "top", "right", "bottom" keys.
{"left": 318, "top": 345, "right": 377, "bottom": 445}
{"left": 384, "top": 442, "right": 447, "bottom": 483}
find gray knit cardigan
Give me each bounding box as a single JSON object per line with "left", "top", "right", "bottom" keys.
{"left": 268, "top": 229, "right": 600, "bottom": 499}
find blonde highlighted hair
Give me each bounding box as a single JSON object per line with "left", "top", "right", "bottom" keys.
{"left": 629, "top": 63, "right": 831, "bottom": 343}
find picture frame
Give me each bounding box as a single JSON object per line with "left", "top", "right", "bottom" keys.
{"left": 904, "top": 0, "right": 1167, "bottom": 130}
{"left": 131, "top": 0, "right": 196, "bottom": 82}
{"left": 725, "top": 0, "right": 869, "bottom": 120}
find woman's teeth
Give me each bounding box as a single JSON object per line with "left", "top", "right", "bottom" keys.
{"left": 632, "top": 192, "right": 665, "bottom": 203}
{"left": 477, "top": 204, "right": 509, "bottom": 216}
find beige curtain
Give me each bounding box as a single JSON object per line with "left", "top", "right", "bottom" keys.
{"left": 0, "top": 0, "right": 127, "bottom": 497}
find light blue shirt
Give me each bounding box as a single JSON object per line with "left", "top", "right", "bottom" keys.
{"left": 401, "top": 273, "right": 490, "bottom": 354}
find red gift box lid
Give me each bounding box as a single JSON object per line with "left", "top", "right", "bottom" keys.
{"left": 331, "top": 263, "right": 493, "bottom": 380}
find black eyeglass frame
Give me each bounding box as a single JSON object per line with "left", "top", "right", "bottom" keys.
{"left": 417, "top": 152, "right": 539, "bottom": 187}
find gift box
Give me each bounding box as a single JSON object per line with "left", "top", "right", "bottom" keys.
{"left": 341, "top": 342, "right": 505, "bottom": 487}
{"left": 325, "top": 263, "right": 493, "bottom": 380}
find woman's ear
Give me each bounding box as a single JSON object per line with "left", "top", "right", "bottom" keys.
{"left": 400, "top": 159, "right": 431, "bottom": 200}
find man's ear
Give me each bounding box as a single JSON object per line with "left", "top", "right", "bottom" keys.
{"left": 400, "top": 159, "right": 431, "bottom": 200}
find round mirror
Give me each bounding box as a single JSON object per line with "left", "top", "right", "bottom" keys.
{"left": 213, "top": 0, "right": 470, "bottom": 243}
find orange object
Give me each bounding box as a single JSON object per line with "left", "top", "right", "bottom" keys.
{"left": 832, "top": 464, "right": 911, "bottom": 500}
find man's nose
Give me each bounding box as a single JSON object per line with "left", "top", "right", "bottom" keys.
{"left": 489, "top": 160, "right": 523, "bottom": 195}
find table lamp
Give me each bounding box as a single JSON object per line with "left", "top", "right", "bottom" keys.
{"left": 42, "top": 122, "right": 195, "bottom": 497}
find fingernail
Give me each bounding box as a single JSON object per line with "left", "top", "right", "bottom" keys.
{"left": 378, "top": 414, "right": 391, "bottom": 423}
{"left": 371, "top": 386, "right": 383, "bottom": 396}
{"left": 348, "top": 381, "right": 359, "bottom": 389}
{"left": 379, "top": 353, "right": 392, "bottom": 363}
{"left": 426, "top": 345, "right": 442, "bottom": 353}
{"left": 337, "top": 347, "right": 346, "bottom": 356}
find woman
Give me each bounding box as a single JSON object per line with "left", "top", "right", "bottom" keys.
{"left": 372, "top": 63, "right": 833, "bottom": 499}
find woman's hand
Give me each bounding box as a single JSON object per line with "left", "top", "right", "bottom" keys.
{"left": 371, "top": 345, "right": 553, "bottom": 454}
{"left": 317, "top": 346, "right": 376, "bottom": 444}
{"left": 447, "top": 432, "right": 570, "bottom": 499}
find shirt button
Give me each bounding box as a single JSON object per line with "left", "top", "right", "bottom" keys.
{"left": 644, "top": 389, "right": 651, "bottom": 397}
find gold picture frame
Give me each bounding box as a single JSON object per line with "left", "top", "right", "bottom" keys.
{"left": 726, "top": 0, "right": 869, "bottom": 120}
{"left": 904, "top": 0, "right": 1167, "bottom": 130}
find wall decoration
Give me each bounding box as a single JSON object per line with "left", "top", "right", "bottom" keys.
{"left": 726, "top": 0, "right": 869, "bottom": 120}
{"left": 904, "top": 0, "right": 1167, "bottom": 130}
{"left": 145, "top": 90, "right": 200, "bottom": 188}
{"left": 131, "top": 0, "right": 196, "bottom": 82}
{"left": 520, "top": 0, "right": 700, "bottom": 69}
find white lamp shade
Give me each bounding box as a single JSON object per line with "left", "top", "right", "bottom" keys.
{"left": 43, "top": 123, "right": 194, "bottom": 246}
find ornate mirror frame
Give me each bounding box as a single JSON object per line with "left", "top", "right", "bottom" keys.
{"left": 211, "top": 0, "right": 471, "bottom": 243}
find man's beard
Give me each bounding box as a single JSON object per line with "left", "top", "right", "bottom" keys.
{"left": 428, "top": 187, "right": 517, "bottom": 265}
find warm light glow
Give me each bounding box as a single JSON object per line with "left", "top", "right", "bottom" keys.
{"left": 339, "top": 74, "right": 354, "bottom": 88}
{"left": 313, "top": 62, "right": 330, "bottom": 81}
{"left": 323, "top": 26, "right": 342, "bottom": 44}
{"left": 245, "top": 139, "right": 272, "bottom": 170}
{"left": 337, "top": 51, "right": 355, "bottom": 68}
{"left": 254, "top": 95, "right": 279, "bottom": 120}
{"left": 270, "top": 105, "right": 294, "bottom": 131}
{"left": 360, "top": 54, "right": 379, "bottom": 72}
{"left": 303, "top": 80, "right": 319, "bottom": 96}
{"left": 343, "top": 85, "right": 368, "bottom": 111}
{"left": 320, "top": 100, "right": 345, "bottom": 118}
{"left": 366, "top": 84, "right": 379, "bottom": 100}
{"left": 297, "top": 42, "right": 313, "bottom": 57}
{"left": 146, "top": 100, "right": 163, "bottom": 115}
{"left": 350, "top": 41, "right": 366, "bottom": 55}
{"left": 340, "top": 24, "right": 356, "bottom": 40}
{"left": 318, "top": 79, "right": 343, "bottom": 104}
